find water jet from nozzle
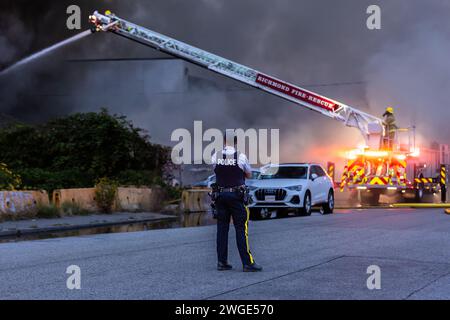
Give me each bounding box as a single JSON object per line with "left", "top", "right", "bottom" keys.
{"left": 0, "top": 29, "right": 92, "bottom": 77}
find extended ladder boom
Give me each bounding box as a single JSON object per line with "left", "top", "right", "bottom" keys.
{"left": 89, "top": 11, "right": 382, "bottom": 140}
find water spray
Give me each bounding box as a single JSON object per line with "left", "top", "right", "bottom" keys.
{"left": 0, "top": 29, "right": 93, "bottom": 77}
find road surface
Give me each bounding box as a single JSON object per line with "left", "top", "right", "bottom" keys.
{"left": 1, "top": 208, "right": 449, "bottom": 299}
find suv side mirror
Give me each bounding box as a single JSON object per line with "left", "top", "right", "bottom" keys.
{"left": 311, "top": 173, "right": 318, "bottom": 181}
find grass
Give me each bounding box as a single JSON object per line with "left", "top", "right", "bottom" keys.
{"left": 60, "top": 201, "right": 89, "bottom": 216}
{"left": 36, "top": 204, "right": 60, "bottom": 219}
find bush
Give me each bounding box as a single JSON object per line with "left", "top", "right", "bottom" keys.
{"left": 36, "top": 204, "right": 60, "bottom": 219}
{"left": 116, "top": 170, "right": 157, "bottom": 187}
{"left": 0, "top": 110, "right": 170, "bottom": 193}
{"left": 0, "top": 162, "right": 21, "bottom": 190}
{"left": 163, "top": 185, "right": 182, "bottom": 201}
{"left": 18, "top": 168, "right": 94, "bottom": 194}
{"left": 60, "top": 201, "right": 89, "bottom": 216}
{"left": 95, "top": 177, "right": 118, "bottom": 213}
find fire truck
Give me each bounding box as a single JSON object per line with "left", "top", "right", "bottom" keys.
{"left": 88, "top": 11, "right": 446, "bottom": 205}
{"left": 341, "top": 129, "right": 444, "bottom": 205}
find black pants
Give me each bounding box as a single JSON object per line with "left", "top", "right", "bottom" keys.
{"left": 216, "top": 192, "right": 254, "bottom": 266}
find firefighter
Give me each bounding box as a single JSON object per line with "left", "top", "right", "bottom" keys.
{"left": 211, "top": 130, "right": 262, "bottom": 272}
{"left": 383, "top": 107, "right": 397, "bottom": 150}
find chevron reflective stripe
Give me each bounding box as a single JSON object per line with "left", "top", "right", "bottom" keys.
{"left": 340, "top": 165, "right": 348, "bottom": 192}
{"left": 327, "top": 163, "right": 335, "bottom": 181}
{"left": 397, "top": 160, "right": 407, "bottom": 168}
{"left": 369, "top": 177, "right": 389, "bottom": 185}
{"left": 415, "top": 177, "right": 434, "bottom": 184}
{"left": 441, "top": 165, "right": 447, "bottom": 186}
{"left": 347, "top": 160, "right": 358, "bottom": 172}
{"left": 353, "top": 168, "right": 365, "bottom": 183}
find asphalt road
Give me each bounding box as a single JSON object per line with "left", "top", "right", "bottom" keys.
{"left": 0, "top": 208, "right": 449, "bottom": 300}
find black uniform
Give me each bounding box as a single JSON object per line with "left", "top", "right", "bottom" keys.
{"left": 214, "top": 151, "right": 254, "bottom": 267}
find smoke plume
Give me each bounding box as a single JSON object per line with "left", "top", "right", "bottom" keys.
{"left": 0, "top": 0, "right": 449, "bottom": 167}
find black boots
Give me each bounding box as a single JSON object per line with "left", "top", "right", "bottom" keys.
{"left": 217, "top": 261, "right": 233, "bottom": 271}
{"left": 243, "top": 263, "right": 263, "bottom": 272}
{"left": 218, "top": 262, "right": 263, "bottom": 272}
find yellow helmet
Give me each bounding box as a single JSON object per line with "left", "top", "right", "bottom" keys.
{"left": 385, "top": 107, "right": 394, "bottom": 114}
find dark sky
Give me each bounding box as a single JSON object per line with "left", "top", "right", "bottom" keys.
{"left": 0, "top": 0, "right": 449, "bottom": 162}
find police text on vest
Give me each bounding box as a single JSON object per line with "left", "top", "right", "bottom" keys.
{"left": 217, "top": 158, "right": 237, "bottom": 166}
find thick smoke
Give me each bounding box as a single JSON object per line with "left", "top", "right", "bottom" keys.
{"left": 0, "top": 0, "right": 449, "bottom": 166}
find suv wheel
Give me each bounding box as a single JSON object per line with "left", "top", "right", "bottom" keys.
{"left": 249, "top": 208, "right": 272, "bottom": 220}
{"left": 260, "top": 208, "right": 272, "bottom": 219}
{"left": 322, "top": 190, "right": 334, "bottom": 214}
{"left": 298, "top": 192, "right": 312, "bottom": 216}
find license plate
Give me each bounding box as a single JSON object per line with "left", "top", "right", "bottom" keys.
{"left": 265, "top": 195, "right": 276, "bottom": 201}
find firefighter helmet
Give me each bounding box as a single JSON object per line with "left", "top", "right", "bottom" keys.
{"left": 385, "top": 107, "right": 394, "bottom": 114}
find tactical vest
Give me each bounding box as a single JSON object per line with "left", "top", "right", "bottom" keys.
{"left": 214, "top": 151, "right": 245, "bottom": 188}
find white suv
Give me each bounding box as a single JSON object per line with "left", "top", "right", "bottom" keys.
{"left": 247, "top": 163, "right": 334, "bottom": 219}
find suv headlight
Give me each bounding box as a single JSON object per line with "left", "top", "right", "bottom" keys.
{"left": 248, "top": 186, "right": 258, "bottom": 191}
{"left": 287, "top": 185, "right": 303, "bottom": 191}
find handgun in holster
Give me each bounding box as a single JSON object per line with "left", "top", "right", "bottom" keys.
{"left": 208, "top": 183, "right": 220, "bottom": 219}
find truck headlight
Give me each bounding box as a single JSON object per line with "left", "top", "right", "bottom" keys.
{"left": 287, "top": 185, "right": 302, "bottom": 191}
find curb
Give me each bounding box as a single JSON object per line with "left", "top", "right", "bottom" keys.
{"left": 390, "top": 203, "right": 450, "bottom": 208}
{"left": 335, "top": 206, "right": 391, "bottom": 210}
{"left": 0, "top": 215, "right": 178, "bottom": 240}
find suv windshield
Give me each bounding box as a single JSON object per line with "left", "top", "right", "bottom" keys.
{"left": 260, "top": 166, "right": 308, "bottom": 179}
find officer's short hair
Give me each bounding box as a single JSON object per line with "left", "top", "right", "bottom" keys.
{"left": 223, "top": 129, "right": 237, "bottom": 146}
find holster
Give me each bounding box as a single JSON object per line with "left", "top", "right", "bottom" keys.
{"left": 239, "top": 186, "right": 252, "bottom": 206}
{"left": 208, "top": 183, "right": 220, "bottom": 219}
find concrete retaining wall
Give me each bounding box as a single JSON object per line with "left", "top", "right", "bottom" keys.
{"left": 52, "top": 187, "right": 165, "bottom": 213}
{"left": 181, "top": 189, "right": 210, "bottom": 212}
{"left": 0, "top": 190, "right": 49, "bottom": 217}
{"left": 116, "top": 187, "right": 165, "bottom": 212}
{"left": 53, "top": 188, "right": 98, "bottom": 212}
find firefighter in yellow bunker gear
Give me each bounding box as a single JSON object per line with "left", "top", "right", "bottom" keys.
{"left": 383, "top": 107, "right": 397, "bottom": 149}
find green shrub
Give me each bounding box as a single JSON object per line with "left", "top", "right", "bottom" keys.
{"left": 0, "top": 110, "right": 170, "bottom": 193}
{"left": 163, "top": 185, "right": 182, "bottom": 201}
{"left": 116, "top": 169, "right": 157, "bottom": 187}
{"left": 60, "top": 201, "right": 89, "bottom": 216}
{"left": 18, "top": 168, "right": 94, "bottom": 194}
{"left": 36, "top": 204, "right": 60, "bottom": 219}
{"left": 0, "top": 162, "right": 21, "bottom": 190}
{"left": 95, "top": 177, "right": 118, "bottom": 213}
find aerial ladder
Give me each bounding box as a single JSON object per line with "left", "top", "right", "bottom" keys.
{"left": 89, "top": 11, "right": 382, "bottom": 142}
{"left": 89, "top": 11, "right": 439, "bottom": 204}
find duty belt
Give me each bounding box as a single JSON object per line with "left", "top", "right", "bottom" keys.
{"left": 217, "top": 185, "right": 245, "bottom": 193}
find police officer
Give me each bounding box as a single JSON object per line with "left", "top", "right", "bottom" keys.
{"left": 211, "top": 130, "right": 262, "bottom": 272}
